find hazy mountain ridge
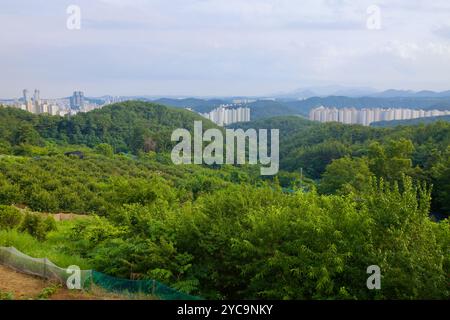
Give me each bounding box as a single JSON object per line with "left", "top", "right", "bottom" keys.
{"left": 273, "top": 86, "right": 450, "bottom": 99}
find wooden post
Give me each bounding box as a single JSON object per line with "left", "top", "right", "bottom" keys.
{"left": 43, "top": 258, "right": 47, "bottom": 279}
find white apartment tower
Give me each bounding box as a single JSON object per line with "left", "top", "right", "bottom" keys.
{"left": 201, "top": 105, "right": 251, "bottom": 126}
{"left": 310, "top": 107, "right": 450, "bottom": 126}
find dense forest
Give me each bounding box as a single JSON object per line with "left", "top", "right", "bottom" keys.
{"left": 0, "top": 102, "right": 448, "bottom": 299}
{"left": 232, "top": 116, "right": 450, "bottom": 215}
{"left": 0, "top": 101, "right": 217, "bottom": 155}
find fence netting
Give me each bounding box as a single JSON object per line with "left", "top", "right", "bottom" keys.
{"left": 92, "top": 271, "right": 200, "bottom": 300}
{"left": 0, "top": 247, "right": 200, "bottom": 300}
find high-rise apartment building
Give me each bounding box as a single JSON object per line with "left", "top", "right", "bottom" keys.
{"left": 310, "top": 107, "right": 450, "bottom": 126}
{"left": 70, "top": 91, "right": 85, "bottom": 110}
{"left": 33, "top": 89, "right": 40, "bottom": 105}
{"left": 23, "top": 89, "right": 30, "bottom": 103}
{"left": 22, "top": 89, "right": 33, "bottom": 113}
{"left": 201, "top": 105, "right": 251, "bottom": 126}
{"left": 32, "top": 89, "right": 40, "bottom": 114}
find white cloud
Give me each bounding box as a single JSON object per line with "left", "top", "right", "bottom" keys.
{"left": 0, "top": 0, "right": 450, "bottom": 97}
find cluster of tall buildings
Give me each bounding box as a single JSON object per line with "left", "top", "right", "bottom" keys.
{"left": 70, "top": 91, "right": 85, "bottom": 110}
{"left": 200, "top": 104, "right": 251, "bottom": 126}
{"left": 7, "top": 90, "right": 104, "bottom": 116}
{"left": 310, "top": 106, "right": 450, "bottom": 126}
{"left": 21, "top": 89, "right": 60, "bottom": 115}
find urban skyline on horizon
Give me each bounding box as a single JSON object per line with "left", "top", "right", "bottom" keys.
{"left": 3, "top": 85, "right": 450, "bottom": 101}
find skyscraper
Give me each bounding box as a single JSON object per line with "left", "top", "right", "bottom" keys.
{"left": 33, "top": 89, "right": 40, "bottom": 104}
{"left": 32, "top": 89, "right": 41, "bottom": 114}
{"left": 23, "top": 89, "right": 30, "bottom": 103}
{"left": 70, "top": 91, "right": 85, "bottom": 110}
{"left": 22, "top": 89, "right": 33, "bottom": 112}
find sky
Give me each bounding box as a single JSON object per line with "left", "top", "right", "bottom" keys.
{"left": 1, "top": 0, "right": 450, "bottom": 98}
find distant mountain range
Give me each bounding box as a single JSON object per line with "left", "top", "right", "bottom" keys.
{"left": 273, "top": 85, "right": 378, "bottom": 99}
{"left": 370, "top": 90, "right": 450, "bottom": 98}
{"left": 273, "top": 86, "right": 450, "bottom": 99}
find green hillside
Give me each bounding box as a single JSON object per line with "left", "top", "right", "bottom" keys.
{"left": 0, "top": 102, "right": 448, "bottom": 300}
{"left": 232, "top": 116, "right": 450, "bottom": 214}
{"left": 0, "top": 101, "right": 218, "bottom": 154}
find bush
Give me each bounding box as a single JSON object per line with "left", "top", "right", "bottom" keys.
{"left": 19, "top": 212, "right": 56, "bottom": 241}
{"left": 95, "top": 143, "right": 114, "bottom": 157}
{"left": 37, "top": 284, "right": 61, "bottom": 300}
{"left": 0, "top": 205, "right": 23, "bottom": 230}
{"left": 0, "top": 178, "right": 22, "bottom": 205}
{"left": 0, "top": 228, "right": 90, "bottom": 269}
{"left": 42, "top": 215, "right": 57, "bottom": 233}
{"left": 27, "top": 188, "right": 58, "bottom": 212}
{"left": 0, "top": 141, "right": 11, "bottom": 154}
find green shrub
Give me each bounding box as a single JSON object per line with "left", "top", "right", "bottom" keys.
{"left": 0, "top": 141, "right": 11, "bottom": 154}
{"left": 27, "top": 188, "right": 58, "bottom": 212}
{"left": 18, "top": 212, "right": 56, "bottom": 241}
{"left": 95, "top": 143, "right": 114, "bottom": 157}
{"left": 42, "top": 215, "right": 57, "bottom": 233}
{"left": 37, "top": 284, "right": 61, "bottom": 300}
{"left": 0, "top": 205, "right": 23, "bottom": 229}
{"left": 0, "top": 289, "right": 14, "bottom": 300}
{"left": 0, "top": 178, "right": 22, "bottom": 205}
{"left": 0, "top": 228, "right": 90, "bottom": 269}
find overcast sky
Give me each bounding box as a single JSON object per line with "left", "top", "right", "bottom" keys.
{"left": 1, "top": 0, "right": 450, "bottom": 98}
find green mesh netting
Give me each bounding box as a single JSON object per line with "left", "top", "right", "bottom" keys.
{"left": 0, "top": 247, "right": 201, "bottom": 300}
{"left": 92, "top": 271, "right": 201, "bottom": 300}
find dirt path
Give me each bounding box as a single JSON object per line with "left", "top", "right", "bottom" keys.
{"left": 0, "top": 265, "right": 114, "bottom": 300}
{"left": 12, "top": 206, "right": 90, "bottom": 222}
{"left": 0, "top": 265, "right": 44, "bottom": 299}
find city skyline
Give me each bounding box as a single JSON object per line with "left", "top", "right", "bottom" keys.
{"left": 1, "top": 1, "right": 450, "bottom": 97}
{"left": 5, "top": 88, "right": 112, "bottom": 116}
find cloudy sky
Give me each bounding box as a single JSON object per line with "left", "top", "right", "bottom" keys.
{"left": 1, "top": 0, "right": 450, "bottom": 98}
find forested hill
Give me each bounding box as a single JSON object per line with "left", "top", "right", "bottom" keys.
{"left": 154, "top": 98, "right": 227, "bottom": 114}
{"left": 0, "top": 103, "right": 449, "bottom": 299}
{"left": 0, "top": 101, "right": 218, "bottom": 154}
{"left": 232, "top": 116, "right": 450, "bottom": 214}
{"left": 1, "top": 103, "right": 449, "bottom": 214}
{"left": 228, "top": 115, "right": 317, "bottom": 138}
